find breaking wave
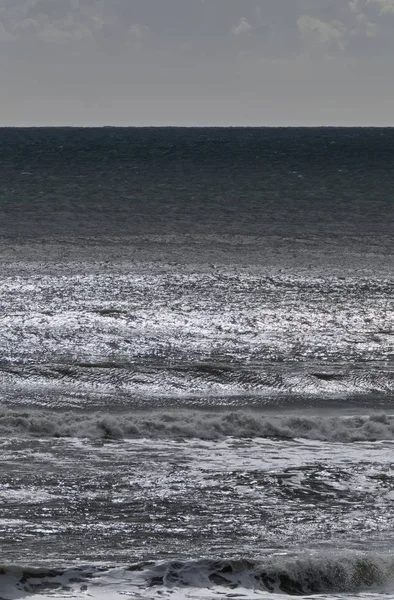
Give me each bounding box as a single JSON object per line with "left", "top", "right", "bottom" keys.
{"left": 1, "top": 551, "right": 394, "bottom": 597}
{"left": 148, "top": 552, "right": 394, "bottom": 594}
{"left": 0, "top": 408, "right": 394, "bottom": 441}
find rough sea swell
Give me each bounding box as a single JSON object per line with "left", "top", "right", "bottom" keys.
{"left": 0, "top": 128, "right": 394, "bottom": 600}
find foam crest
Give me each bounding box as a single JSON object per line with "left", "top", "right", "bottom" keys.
{"left": 0, "top": 408, "right": 394, "bottom": 441}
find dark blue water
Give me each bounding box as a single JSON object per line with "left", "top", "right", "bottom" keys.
{"left": 1, "top": 127, "right": 393, "bottom": 239}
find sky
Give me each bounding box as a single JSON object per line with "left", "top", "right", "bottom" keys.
{"left": 0, "top": 0, "right": 393, "bottom": 126}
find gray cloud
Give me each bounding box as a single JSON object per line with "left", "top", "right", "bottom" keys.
{"left": 297, "top": 15, "right": 347, "bottom": 52}
{"left": 367, "top": 0, "right": 394, "bottom": 14}
{"left": 232, "top": 17, "right": 253, "bottom": 37}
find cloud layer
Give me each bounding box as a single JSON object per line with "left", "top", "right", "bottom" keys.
{"left": 0, "top": 0, "right": 393, "bottom": 125}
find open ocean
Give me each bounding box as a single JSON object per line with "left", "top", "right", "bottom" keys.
{"left": 0, "top": 127, "right": 393, "bottom": 599}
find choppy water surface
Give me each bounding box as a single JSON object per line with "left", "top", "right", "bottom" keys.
{"left": 0, "top": 260, "right": 392, "bottom": 407}
{"left": 0, "top": 128, "right": 393, "bottom": 600}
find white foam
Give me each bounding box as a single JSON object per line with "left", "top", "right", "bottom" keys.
{"left": 0, "top": 408, "right": 394, "bottom": 442}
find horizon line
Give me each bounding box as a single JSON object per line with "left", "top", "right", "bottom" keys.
{"left": 1, "top": 123, "right": 394, "bottom": 129}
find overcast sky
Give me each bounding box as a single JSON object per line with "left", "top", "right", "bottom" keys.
{"left": 0, "top": 0, "right": 393, "bottom": 125}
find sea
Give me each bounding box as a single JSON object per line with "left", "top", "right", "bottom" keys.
{"left": 0, "top": 127, "right": 393, "bottom": 600}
